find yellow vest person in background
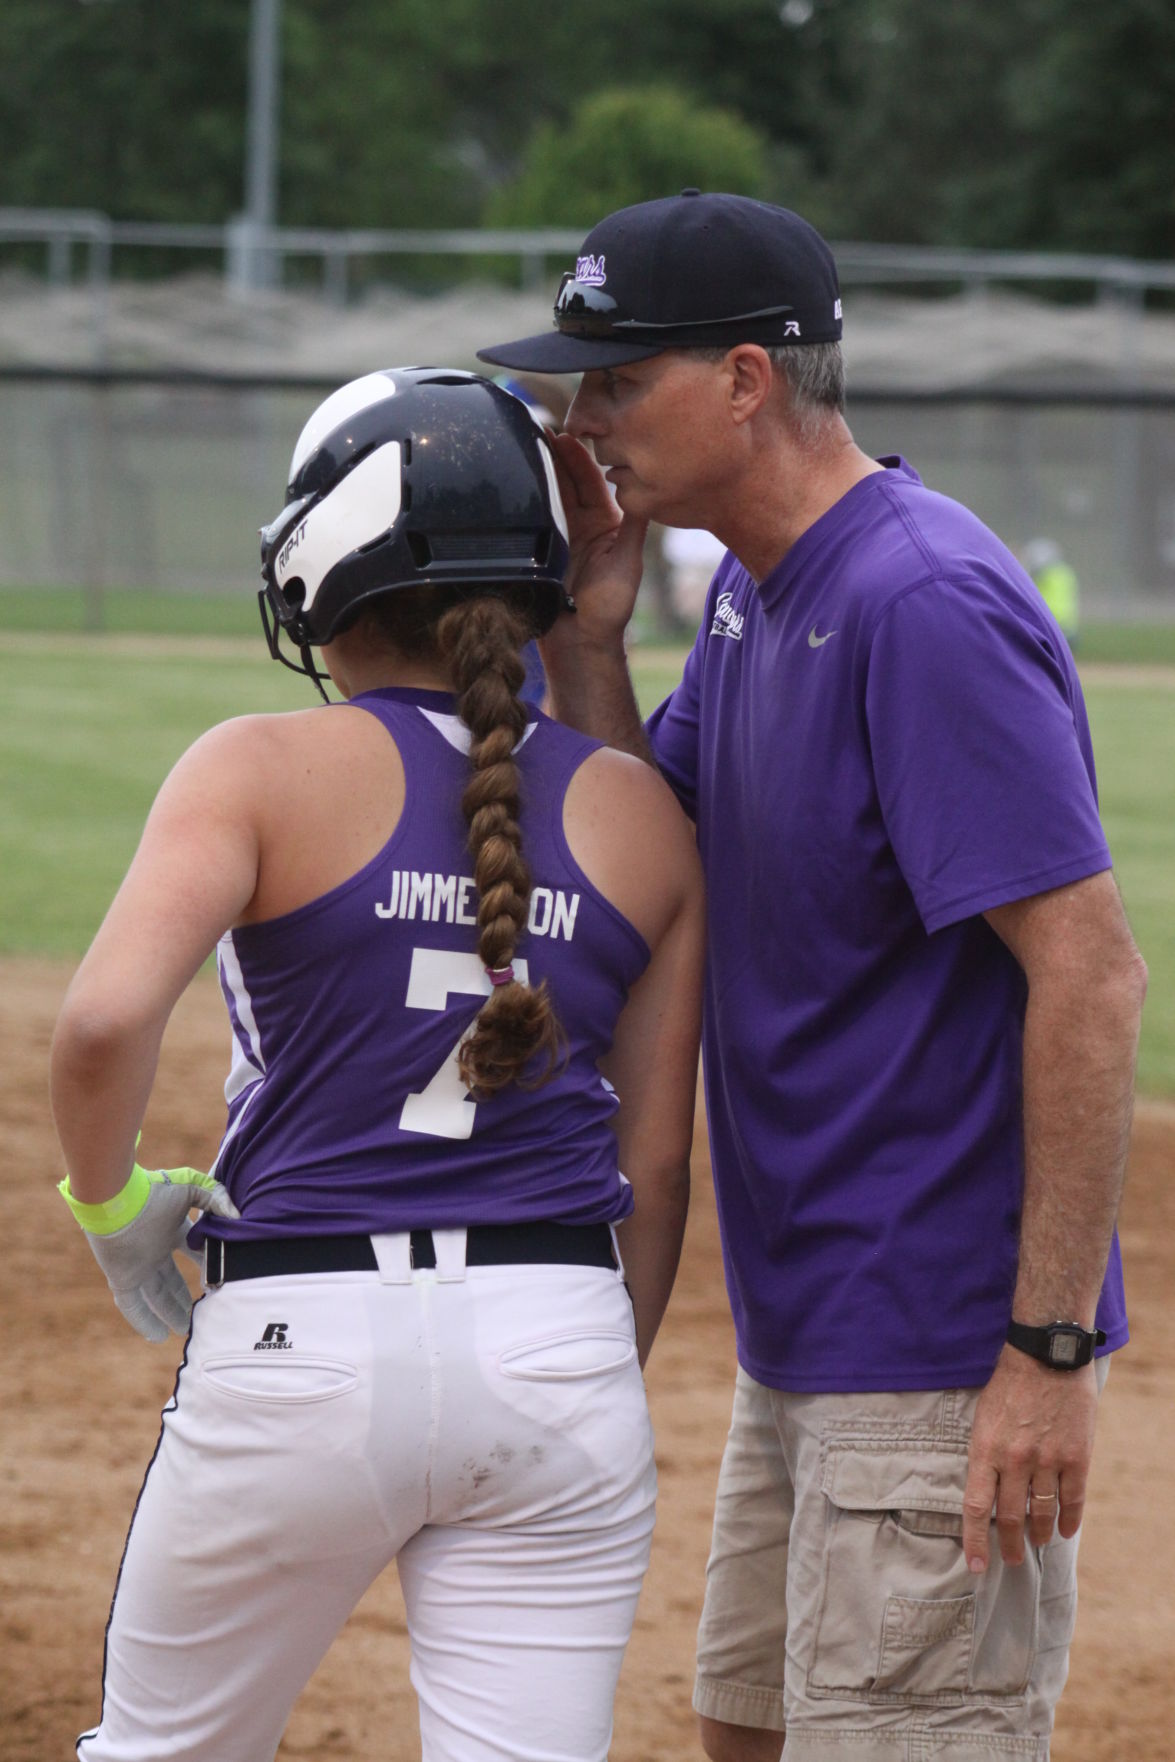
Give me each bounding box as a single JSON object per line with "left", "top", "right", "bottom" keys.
{"left": 1023, "top": 538, "right": 1080, "bottom": 651}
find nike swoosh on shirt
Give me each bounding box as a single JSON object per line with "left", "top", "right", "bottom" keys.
{"left": 808, "top": 626, "right": 838, "bottom": 647}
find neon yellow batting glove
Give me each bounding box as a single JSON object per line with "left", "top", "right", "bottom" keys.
{"left": 59, "top": 1159, "right": 239, "bottom": 1343}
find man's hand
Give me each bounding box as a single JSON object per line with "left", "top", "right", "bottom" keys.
{"left": 547, "top": 431, "right": 648, "bottom": 645}
{"left": 60, "top": 1162, "right": 240, "bottom": 1342}
{"left": 962, "top": 1345, "right": 1099, "bottom": 1571}
{"left": 538, "top": 432, "right": 654, "bottom": 759}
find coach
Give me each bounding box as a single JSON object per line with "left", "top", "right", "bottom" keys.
{"left": 479, "top": 190, "right": 1147, "bottom": 1762}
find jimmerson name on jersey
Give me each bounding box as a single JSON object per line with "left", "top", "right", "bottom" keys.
{"left": 375, "top": 870, "right": 581, "bottom": 942}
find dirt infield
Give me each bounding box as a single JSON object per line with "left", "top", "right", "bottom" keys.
{"left": 3, "top": 957, "right": 1173, "bottom": 1761}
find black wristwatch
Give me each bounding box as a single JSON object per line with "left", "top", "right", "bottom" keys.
{"left": 1006, "top": 1319, "right": 1106, "bottom": 1370}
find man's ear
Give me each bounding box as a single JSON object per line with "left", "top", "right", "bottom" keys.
{"left": 725, "top": 345, "right": 774, "bottom": 426}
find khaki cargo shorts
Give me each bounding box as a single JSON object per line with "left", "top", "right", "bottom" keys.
{"left": 693, "top": 1364, "right": 1109, "bottom": 1762}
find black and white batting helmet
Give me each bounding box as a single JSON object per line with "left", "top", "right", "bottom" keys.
{"left": 258, "top": 367, "right": 571, "bottom": 678}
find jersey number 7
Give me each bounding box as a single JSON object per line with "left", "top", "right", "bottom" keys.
{"left": 399, "top": 946, "right": 531, "bottom": 1141}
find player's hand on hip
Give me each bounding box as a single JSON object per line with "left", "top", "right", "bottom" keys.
{"left": 547, "top": 430, "right": 648, "bottom": 643}
{"left": 60, "top": 1161, "right": 240, "bottom": 1342}
{"left": 961, "top": 1345, "right": 1099, "bottom": 1572}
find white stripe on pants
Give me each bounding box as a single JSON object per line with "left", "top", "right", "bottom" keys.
{"left": 78, "top": 1252, "right": 656, "bottom": 1762}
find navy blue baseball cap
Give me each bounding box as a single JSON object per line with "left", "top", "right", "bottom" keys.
{"left": 477, "top": 190, "right": 843, "bottom": 374}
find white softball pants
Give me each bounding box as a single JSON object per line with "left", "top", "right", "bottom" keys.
{"left": 77, "top": 1235, "right": 656, "bottom": 1762}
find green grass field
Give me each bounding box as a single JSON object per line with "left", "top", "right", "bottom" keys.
{"left": 2, "top": 621, "right": 1171, "bottom": 1095}
{"left": 5, "top": 586, "right": 1175, "bottom": 661}
{"left": 0, "top": 587, "right": 264, "bottom": 637}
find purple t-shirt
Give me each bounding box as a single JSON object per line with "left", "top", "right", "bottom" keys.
{"left": 647, "top": 458, "right": 1127, "bottom": 1392}
{"left": 197, "top": 688, "right": 649, "bottom": 1243}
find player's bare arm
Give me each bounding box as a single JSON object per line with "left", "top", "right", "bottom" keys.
{"left": 603, "top": 893, "right": 701, "bottom": 1366}
{"left": 540, "top": 429, "right": 653, "bottom": 760}
{"left": 962, "top": 869, "right": 1147, "bottom": 1572}
{"left": 49, "top": 718, "right": 273, "bottom": 1205}
{"left": 569, "top": 746, "right": 704, "bottom": 1363}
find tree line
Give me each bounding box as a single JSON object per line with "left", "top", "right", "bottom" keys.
{"left": 2, "top": 0, "right": 1173, "bottom": 264}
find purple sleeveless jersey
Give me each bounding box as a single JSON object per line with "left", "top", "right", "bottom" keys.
{"left": 648, "top": 458, "right": 1127, "bottom": 1393}
{"left": 199, "top": 687, "right": 649, "bottom": 1241}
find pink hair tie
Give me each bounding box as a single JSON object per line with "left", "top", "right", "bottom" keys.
{"left": 486, "top": 964, "right": 515, "bottom": 987}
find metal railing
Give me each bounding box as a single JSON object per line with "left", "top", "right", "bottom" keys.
{"left": 0, "top": 209, "right": 586, "bottom": 300}
{"left": 5, "top": 207, "right": 1175, "bottom": 306}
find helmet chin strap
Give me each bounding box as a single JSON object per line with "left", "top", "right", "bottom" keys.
{"left": 301, "top": 642, "right": 332, "bottom": 705}
{"left": 258, "top": 589, "right": 334, "bottom": 703}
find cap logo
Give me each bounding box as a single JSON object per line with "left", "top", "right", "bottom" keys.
{"left": 576, "top": 253, "right": 607, "bottom": 287}
{"left": 834, "top": 298, "right": 843, "bottom": 320}
{"left": 784, "top": 321, "right": 801, "bottom": 337}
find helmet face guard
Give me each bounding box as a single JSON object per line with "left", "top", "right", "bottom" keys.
{"left": 258, "top": 367, "right": 573, "bottom": 691}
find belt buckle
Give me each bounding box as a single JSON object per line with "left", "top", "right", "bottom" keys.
{"left": 204, "top": 1236, "right": 226, "bottom": 1290}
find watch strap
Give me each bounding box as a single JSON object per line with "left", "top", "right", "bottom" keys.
{"left": 1007, "top": 1319, "right": 1107, "bottom": 1369}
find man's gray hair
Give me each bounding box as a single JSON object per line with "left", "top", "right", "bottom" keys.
{"left": 766, "top": 342, "right": 845, "bottom": 418}
{"left": 693, "top": 340, "right": 845, "bottom": 435}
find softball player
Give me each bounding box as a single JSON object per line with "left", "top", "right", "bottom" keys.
{"left": 51, "top": 368, "right": 704, "bottom": 1762}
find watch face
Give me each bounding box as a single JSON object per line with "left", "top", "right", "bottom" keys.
{"left": 1049, "top": 1330, "right": 1081, "bottom": 1365}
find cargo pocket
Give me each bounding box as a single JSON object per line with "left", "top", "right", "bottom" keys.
{"left": 808, "top": 1441, "right": 1039, "bottom": 1706}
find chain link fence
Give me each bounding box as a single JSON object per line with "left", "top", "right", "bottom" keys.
{"left": 2, "top": 373, "right": 1172, "bottom": 623}
{"left": 3, "top": 261, "right": 1175, "bottom": 623}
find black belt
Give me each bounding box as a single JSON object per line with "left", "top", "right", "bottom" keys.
{"left": 204, "top": 1221, "right": 616, "bottom": 1286}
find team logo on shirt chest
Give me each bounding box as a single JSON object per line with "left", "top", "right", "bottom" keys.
{"left": 709, "top": 590, "right": 745, "bottom": 641}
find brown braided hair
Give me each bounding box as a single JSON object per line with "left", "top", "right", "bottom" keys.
{"left": 357, "top": 588, "right": 564, "bottom": 1097}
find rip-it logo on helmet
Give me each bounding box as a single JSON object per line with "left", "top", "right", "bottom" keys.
{"left": 276, "top": 518, "right": 308, "bottom": 577}
{"left": 257, "top": 367, "right": 573, "bottom": 701}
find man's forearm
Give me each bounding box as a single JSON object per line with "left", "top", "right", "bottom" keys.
{"left": 1012, "top": 959, "right": 1145, "bottom": 1325}
{"left": 541, "top": 628, "right": 654, "bottom": 763}
{"left": 962, "top": 964, "right": 1141, "bottom": 1573}
{"left": 964, "top": 878, "right": 1146, "bottom": 1572}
